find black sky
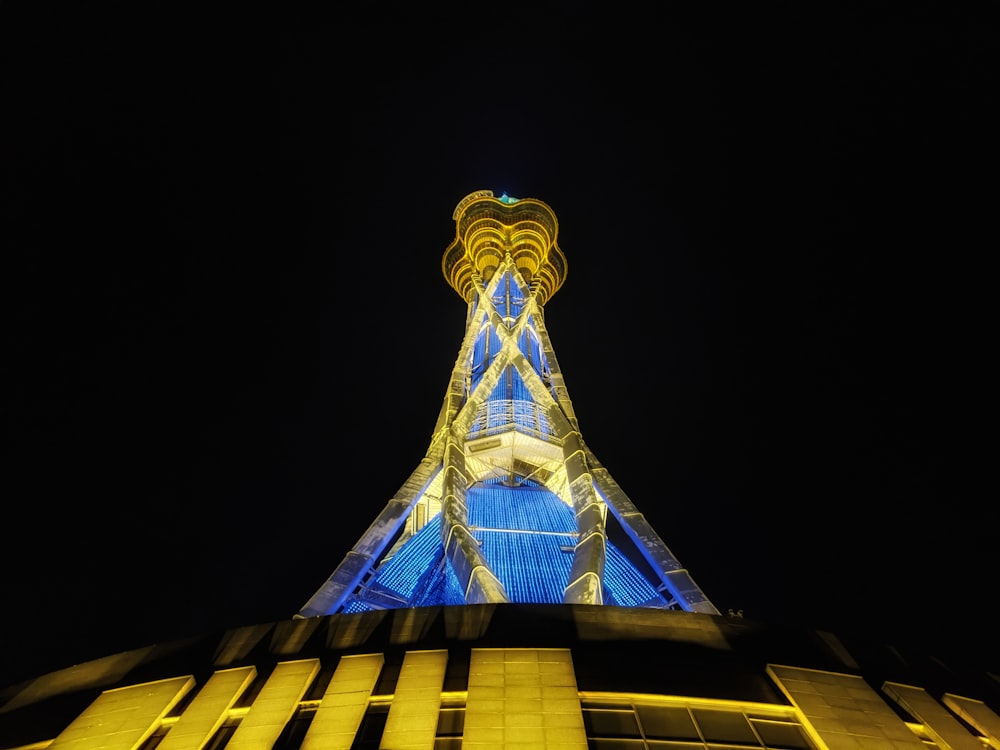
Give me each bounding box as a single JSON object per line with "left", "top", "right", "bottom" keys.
{"left": 3, "top": 7, "right": 997, "bottom": 687}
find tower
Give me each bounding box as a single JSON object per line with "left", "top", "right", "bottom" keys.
{"left": 298, "top": 189, "right": 719, "bottom": 618}
{"left": 3, "top": 191, "right": 997, "bottom": 750}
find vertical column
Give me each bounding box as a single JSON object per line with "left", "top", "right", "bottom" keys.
{"left": 49, "top": 676, "right": 195, "bottom": 750}
{"left": 227, "top": 659, "right": 320, "bottom": 750}
{"left": 589, "top": 458, "right": 719, "bottom": 614}
{"left": 506, "top": 350, "right": 606, "bottom": 605}
{"left": 441, "top": 425, "right": 508, "bottom": 604}
{"left": 768, "top": 665, "right": 928, "bottom": 750}
{"left": 942, "top": 694, "right": 1000, "bottom": 747}
{"left": 527, "top": 299, "right": 579, "bottom": 431}
{"left": 882, "top": 682, "right": 987, "bottom": 750}
{"left": 560, "top": 425, "right": 606, "bottom": 605}
{"left": 464, "top": 648, "right": 587, "bottom": 749}
{"left": 302, "top": 654, "right": 384, "bottom": 750}
{"left": 158, "top": 668, "right": 256, "bottom": 750}
{"left": 379, "top": 650, "right": 449, "bottom": 750}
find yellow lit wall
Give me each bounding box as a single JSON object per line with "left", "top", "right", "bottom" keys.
{"left": 11, "top": 639, "right": 999, "bottom": 750}
{"left": 225, "top": 659, "right": 319, "bottom": 750}
{"left": 301, "top": 653, "right": 383, "bottom": 750}
{"left": 157, "top": 667, "right": 256, "bottom": 750}
{"left": 463, "top": 648, "right": 587, "bottom": 749}
{"left": 48, "top": 676, "right": 195, "bottom": 750}
{"left": 769, "top": 665, "right": 929, "bottom": 750}
{"left": 379, "top": 650, "right": 448, "bottom": 750}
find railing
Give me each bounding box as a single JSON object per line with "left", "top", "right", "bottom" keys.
{"left": 466, "top": 398, "right": 558, "bottom": 441}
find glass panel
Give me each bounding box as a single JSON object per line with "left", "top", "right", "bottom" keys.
{"left": 692, "top": 709, "right": 758, "bottom": 745}
{"left": 352, "top": 706, "right": 388, "bottom": 749}
{"left": 204, "top": 720, "right": 238, "bottom": 750}
{"left": 590, "top": 740, "right": 647, "bottom": 750}
{"left": 441, "top": 650, "right": 469, "bottom": 693}
{"left": 273, "top": 714, "right": 312, "bottom": 750}
{"left": 373, "top": 662, "right": 400, "bottom": 695}
{"left": 638, "top": 705, "right": 700, "bottom": 740}
{"left": 437, "top": 707, "right": 465, "bottom": 736}
{"left": 648, "top": 743, "right": 709, "bottom": 750}
{"left": 434, "top": 739, "right": 463, "bottom": 750}
{"left": 583, "top": 708, "right": 642, "bottom": 738}
{"left": 750, "top": 720, "right": 814, "bottom": 750}
{"left": 137, "top": 726, "right": 170, "bottom": 750}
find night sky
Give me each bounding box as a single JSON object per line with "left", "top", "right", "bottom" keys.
{"left": 4, "top": 7, "right": 996, "bottom": 687}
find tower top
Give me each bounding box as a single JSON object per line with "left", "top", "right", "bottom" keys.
{"left": 443, "top": 189, "right": 568, "bottom": 305}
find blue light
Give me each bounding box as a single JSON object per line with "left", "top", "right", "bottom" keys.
{"left": 339, "top": 483, "right": 673, "bottom": 611}
{"left": 604, "top": 544, "right": 670, "bottom": 607}
{"left": 469, "top": 483, "right": 576, "bottom": 603}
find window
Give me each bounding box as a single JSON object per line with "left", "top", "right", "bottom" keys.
{"left": 581, "top": 699, "right": 815, "bottom": 750}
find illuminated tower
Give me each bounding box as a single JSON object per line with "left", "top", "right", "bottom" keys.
{"left": 298, "top": 189, "right": 719, "bottom": 618}
{"left": 4, "top": 190, "right": 997, "bottom": 750}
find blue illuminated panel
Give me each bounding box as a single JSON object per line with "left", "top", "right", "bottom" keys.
{"left": 340, "top": 516, "right": 446, "bottom": 612}
{"left": 469, "top": 271, "right": 550, "bottom": 397}
{"left": 338, "top": 483, "right": 670, "bottom": 610}
{"left": 490, "top": 272, "right": 528, "bottom": 320}
{"left": 469, "top": 482, "right": 576, "bottom": 603}
{"left": 604, "top": 544, "right": 670, "bottom": 607}
{"left": 413, "top": 558, "right": 467, "bottom": 607}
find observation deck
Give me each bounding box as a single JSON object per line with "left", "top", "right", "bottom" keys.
{"left": 442, "top": 190, "right": 568, "bottom": 305}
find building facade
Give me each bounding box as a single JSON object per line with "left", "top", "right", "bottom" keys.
{"left": 2, "top": 191, "right": 997, "bottom": 749}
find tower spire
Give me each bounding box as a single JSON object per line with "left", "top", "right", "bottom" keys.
{"left": 298, "top": 190, "right": 718, "bottom": 618}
